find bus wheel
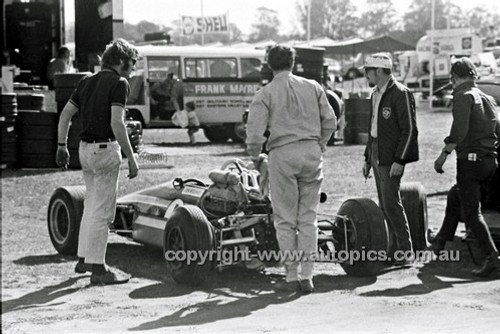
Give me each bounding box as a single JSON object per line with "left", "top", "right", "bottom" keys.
{"left": 227, "top": 123, "right": 246, "bottom": 143}
{"left": 203, "top": 126, "right": 229, "bottom": 143}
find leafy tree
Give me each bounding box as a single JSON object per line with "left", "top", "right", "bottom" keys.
{"left": 229, "top": 23, "right": 243, "bottom": 43}
{"left": 248, "top": 7, "right": 281, "bottom": 42}
{"left": 123, "top": 20, "right": 170, "bottom": 43}
{"left": 295, "top": 0, "right": 359, "bottom": 40}
{"left": 404, "top": 0, "right": 500, "bottom": 41}
{"left": 468, "top": 5, "right": 500, "bottom": 37}
{"left": 403, "top": 0, "right": 447, "bottom": 35}
{"left": 442, "top": 1, "right": 468, "bottom": 29}
{"left": 359, "top": 0, "right": 399, "bottom": 38}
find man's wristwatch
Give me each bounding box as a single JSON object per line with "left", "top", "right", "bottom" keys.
{"left": 58, "top": 143, "right": 67, "bottom": 147}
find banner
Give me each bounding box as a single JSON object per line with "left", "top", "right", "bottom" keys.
{"left": 181, "top": 14, "right": 228, "bottom": 35}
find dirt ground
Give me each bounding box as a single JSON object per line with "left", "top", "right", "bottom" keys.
{"left": 2, "top": 130, "right": 500, "bottom": 334}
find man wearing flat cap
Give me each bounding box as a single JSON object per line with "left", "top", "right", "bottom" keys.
{"left": 433, "top": 57, "right": 500, "bottom": 277}
{"left": 362, "top": 53, "right": 419, "bottom": 263}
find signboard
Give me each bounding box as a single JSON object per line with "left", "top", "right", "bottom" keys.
{"left": 183, "top": 82, "right": 261, "bottom": 123}
{"left": 181, "top": 14, "right": 228, "bottom": 35}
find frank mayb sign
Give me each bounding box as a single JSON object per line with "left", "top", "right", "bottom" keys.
{"left": 181, "top": 14, "right": 228, "bottom": 35}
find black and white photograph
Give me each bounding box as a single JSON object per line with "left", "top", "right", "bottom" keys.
{"left": 1, "top": 0, "right": 500, "bottom": 333}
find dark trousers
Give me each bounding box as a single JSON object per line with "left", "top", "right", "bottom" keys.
{"left": 371, "top": 140, "right": 413, "bottom": 252}
{"left": 436, "top": 156, "right": 498, "bottom": 255}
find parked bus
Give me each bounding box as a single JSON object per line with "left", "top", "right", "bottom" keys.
{"left": 126, "top": 45, "right": 265, "bottom": 142}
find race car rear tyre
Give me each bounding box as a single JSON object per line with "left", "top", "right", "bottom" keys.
{"left": 400, "top": 182, "right": 428, "bottom": 251}
{"left": 203, "top": 126, "right": 229, "bottom": 143}
{"left": 163, "top": 205, "right": 215, "bottom": 286}
{"left": 334, "top": 198, "right": 389, "bottom": 276}
{"left": 47, "top": 186, "right": 86, "bottom": 255}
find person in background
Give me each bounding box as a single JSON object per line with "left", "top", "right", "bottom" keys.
{"left": 246, "top": 45, "right": 337, "bottom": 293}
{"left": 361, "top": 53, "right": 419, "bottom": 264}
{"left": 47, "top": 46, "right": 71, "bottom": 89}
{"left": 172, "top": 101, "right": 200, "bottom": 145}
{"left": 56, "top": 39, "right": 139, "bottom": 285}
{"left": 150, "top": 72, "right": 180, "bottom": 120}
{"left": 185, "top": 101, "right": 200, "bottom": 145}
{"left": 433, "top": 57, "right": 500, "bottom": 277}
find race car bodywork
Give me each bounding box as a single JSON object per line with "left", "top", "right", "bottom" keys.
{"left": 48, "top": 158, "right": 429, "bottom": 285}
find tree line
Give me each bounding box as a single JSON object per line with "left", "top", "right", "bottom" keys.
{"left": 66, "top": 0, "right": 499, "bottom": 47}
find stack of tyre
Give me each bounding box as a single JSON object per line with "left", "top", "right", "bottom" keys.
{"left": 54, "top": 73, "right": 90, "bottom": 169}
{"left": 343, "top": 98, "right": 371, "bottom": 145}
{"left": 16, "top": 93, "right": 60, "bottom": 168}
{"left": 1, "top": 93, "right": 18, "bottom": 169}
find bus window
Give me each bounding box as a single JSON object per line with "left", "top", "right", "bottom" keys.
{"left": 241, "top": 58, "right": 262, "bottom": 78}
{"left": 127, "top": 58, "right": 145, "bottom": 105}
{"left": 148, "top": 58, "right": 180, "bottom": 81}
{"left": 185, "top": 58, "right": 207, "bottom": 78}
{"left": 208, "top": 58, "right": 237, "bottom": 78}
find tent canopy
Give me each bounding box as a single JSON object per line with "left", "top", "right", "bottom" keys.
{"left": 318, "top": 35, "right": 415, "bottom": 56}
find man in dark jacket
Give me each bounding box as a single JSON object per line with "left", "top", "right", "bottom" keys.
{"left": 362, "top": 53, "right": 419, "bottom": 261}
{"left": 433, "top": 57, "right": 500, "bottom": 277}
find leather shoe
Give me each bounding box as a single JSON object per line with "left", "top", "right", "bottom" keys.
{"left": 472, "top": 252, "right": 500, "bottom": 277}
{"left": 90, "top": 267, "right": 131, "bottom": 285}
{"left": 75, "top": 262, "right": 92, "bottom": 274}
{"left": 273, "top": 280, "right": 301, "bottom": 293}
{"left": 429, "top": 239, "right": 446, "bottom": 256}
{"left": 299, "top": 279, "right": 314, "bottom": 293}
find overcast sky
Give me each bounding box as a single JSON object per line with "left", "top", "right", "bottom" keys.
{"left": 65, "top": 0, "right": 499, "bottom": 36}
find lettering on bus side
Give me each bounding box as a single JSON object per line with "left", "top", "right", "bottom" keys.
{"left": 193, "top": 83, "right": 261, "bottom": 95}
{"left": 195, "top": 84, "right": 227, "bottom": 94}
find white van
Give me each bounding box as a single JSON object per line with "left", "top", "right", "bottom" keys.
{"left": 126, "top": 45, "right": 265, "bottom": 142}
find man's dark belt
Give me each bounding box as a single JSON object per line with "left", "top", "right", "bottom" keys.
{"left": 81, "top": 137, "right": 116, "bottom": 143}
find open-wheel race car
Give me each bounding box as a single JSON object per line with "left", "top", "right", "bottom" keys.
{"left": 48, "top": 158, "right": 429, "bottom": 286}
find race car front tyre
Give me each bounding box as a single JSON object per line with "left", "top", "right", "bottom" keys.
{"left": 163, "top": 205, "right": 215, "bottom": 286}
{"left": 47, "top": 186, "right": 86, "bottom": 255}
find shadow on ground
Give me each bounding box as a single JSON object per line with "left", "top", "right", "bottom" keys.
{"left": 127, "top": 269, "right": 378, "bottom": 331}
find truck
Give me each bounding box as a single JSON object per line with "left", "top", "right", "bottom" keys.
{"left": 396, "top": 28, "right": 489, "bottom": 96}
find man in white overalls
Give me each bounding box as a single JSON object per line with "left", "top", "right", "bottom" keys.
{"left": 246, "top": 45, "right": 337, "bottom": 293}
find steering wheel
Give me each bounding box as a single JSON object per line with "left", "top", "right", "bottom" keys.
{"left": 172, "top": 178, "right": 207, "bottom": 190}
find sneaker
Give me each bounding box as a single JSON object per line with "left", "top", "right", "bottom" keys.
{"left": 75, "top": 262, "right": 92, "bottom": 274}
{"left": 90, "top": 267, "right": 131, "bottom": 285}
{"left": 272, "top": 280, "right": 301, "bottom": 293}
{"left": 299, "top": 279, "right": 314, "bottom": 293}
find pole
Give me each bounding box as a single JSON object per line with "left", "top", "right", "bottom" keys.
{"left": 307, "top": 0, "right": 311, "bottom": 44}
{"left": 227, "top": 12, "right": 230, "bottom": 45}
{"left": 429, "top": 0, "right": 435, "bottom": 111}
{"left": 201, "top": 0, "right": 204, "bottom": 46}
{"left": 178, "top": 14, "right": 182, "bottom": 46}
